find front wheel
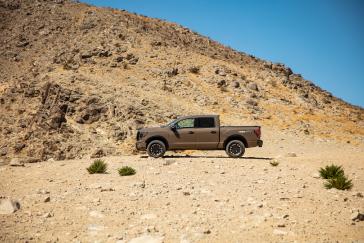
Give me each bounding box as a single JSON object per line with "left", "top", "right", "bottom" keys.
{"left": 225, "top": 140, "right": 245, "bottom": 158}
{"left": 147, "top": 140, "right": 166, "bottom": 158}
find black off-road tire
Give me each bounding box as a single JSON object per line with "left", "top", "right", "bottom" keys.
{"left": 225, "top": 140, "right": 245, "bottom": 158}
{"left": 147, "top": 140, "right": 166, "bottom": 158}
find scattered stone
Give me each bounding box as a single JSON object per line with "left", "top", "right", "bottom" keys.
{"left": 14, "top": 143, "right": 26, "bottom": 152}
{"left": 37, "top": 189, "right": 50, "bottom": 195}
{"left": 353, "top": 192, "right": 363, "bottom": 198}
{"left": 0, "top": 199, "right": 20, "bottom": 214}
{"left": 0, "top": 147, "right": 8, "bottom": 156}
{"left": 134, "top": 181, "right": 146, "bottom": 189}
{"left": 163, "top": 159, "right": 176, "bottom": 166}
{"left": 351, "top": 212, "right": 364, "bottom": 221}
{"left": 232, "top": 81, "right": 240, "bottom": 88}
{"left": 183, "top": 192, "right": 191, "bottom": 196}
{"left": 43, "top": 196, "right": 51, "bottom": 203}
{"left": 9, "top": 158, "right": 24, "bottom": 167}
{"left": 286, "top": 152, "right": 297, "bottom": 157}
{"left": 247, "top": 82, "right": 259, "bottom": 91}
{"left": 100, "top": 187, "right": 115, "bottom": 192}
{"left": 246, "top": 99, "right": 258, "bottom": 106}
{"left": 203, "top": 229, "right": 211, "bottom": 234}
{"left": 277, "top": 223, "right": 286, "bottom": 227}
{"left": 43, "top": 212, "right": 53, "bottom": 218}
{"left": 312, "top": 173, "right": 320, "bottom": 179}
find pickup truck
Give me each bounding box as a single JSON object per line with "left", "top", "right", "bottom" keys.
{"left": 136, "top": 115, "right": 263, "bottom": 158}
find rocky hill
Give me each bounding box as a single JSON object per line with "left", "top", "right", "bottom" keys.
{"left": 0, "top": 0, "right": 363, "bottom": 162}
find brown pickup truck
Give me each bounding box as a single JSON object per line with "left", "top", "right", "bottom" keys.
{"left": 136, "top": 115, "right": 263, "bottom": 158}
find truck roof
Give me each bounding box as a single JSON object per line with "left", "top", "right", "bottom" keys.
{"left": 177, "top": 114, "right": 219, "bottom": 119}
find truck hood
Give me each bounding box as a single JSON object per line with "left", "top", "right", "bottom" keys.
{"left": 138, "top": 126, "right": 169, "bottom": 133}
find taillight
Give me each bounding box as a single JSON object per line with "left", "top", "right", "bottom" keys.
{"left": 254, "top": 127, "right": 261, "bottom": 139}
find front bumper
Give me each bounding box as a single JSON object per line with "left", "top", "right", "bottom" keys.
{"left": 257, "top": 140, "right": 263, "bottom": 147}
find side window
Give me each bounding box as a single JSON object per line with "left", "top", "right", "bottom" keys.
{"left": 176, "top": 118, "right": 195, "bottom": 129}
{"left": 196, "top": 117, "right": 215, "bottom": 128}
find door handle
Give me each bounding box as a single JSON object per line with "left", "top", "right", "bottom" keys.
{"left": 188, "top": 131, "right": 194, "bottom": 134}
{"left": 211, "top": 131, "right": 217, "bottom": 134}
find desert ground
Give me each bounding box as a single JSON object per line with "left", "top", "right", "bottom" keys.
{"left": 1, "top": 130, "right": 363, "bottom": 243}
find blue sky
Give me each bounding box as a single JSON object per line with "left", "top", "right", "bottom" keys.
{"left": 82, "top": 0, "right": 364, "bottom": 108}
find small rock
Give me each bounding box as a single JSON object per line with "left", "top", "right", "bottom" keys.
{"left": 247, "top": 82, "right": 259, "bottom": 91}
{"left": 134, "top": 181, "right": 146, "bottom": 189}
{"left": 100, "top": 187, "right": 115, "bottom": 192}
{"left": 14, "top": 143, "right": 26, "bottom": 152}
{"left": 183, "top": 192, "right": 191, "bottom": 196}
{"left": 277, "top": 223, "right": 286, "bottom": 227}
{"left": 312, "top": 173, "right": 320, "bottom": 179}
{"left": 43, "top": 196, "right": 51, "bottom": 203}
{"left": 351, "top": 212, "right": 364, "bottom": 221}
{"left": 203, "top": 229, "right": 211, "bottom": 234}
{"left": 354, "top": 192, "right": 363, "bottom": 198}
{"left": 43, "top": 212, "right": 53, "bottom": 218}
{"left": 0, "top": 199, "right": 20, "bottom": 214}
{"left": 232, "top": 81, "right": 240, "bottom": 88}
{"left": 286, "top": 152, "right": 297, "bottom": 157}
{"left": 37, "top": 189, "right": 50, "bottom": 195}
{"left": 163, "top": 159, "right": 176, "bottom": 166}
{"left": 246, "top": 99, "right": 258, "bottom": 106}
{"left": 9, "top": 158, "right": 24, "bottom": 167}
{"left": 0, "top": 147, "right": 8, "bottom": 156}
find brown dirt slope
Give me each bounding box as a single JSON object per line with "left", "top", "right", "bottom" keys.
{"left": 0, "top": 0, "right": 363, "bottom": 162}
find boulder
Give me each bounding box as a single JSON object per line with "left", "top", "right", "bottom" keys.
{"left": 0, "top": 199, "right": 20, "bottom": 214}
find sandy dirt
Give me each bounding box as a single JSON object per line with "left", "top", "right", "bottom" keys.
{"left": 1, "top": 130, "right": 363, "bottom": 242}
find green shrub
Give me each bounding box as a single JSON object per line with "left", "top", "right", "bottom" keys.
{"left": 87, "top": 159, "right": 107, "bottom": 174}
{"left": 270, "top": 160, "right": 279, "bottom": 166}
{"left": 324, "top": 175, "right": 353, "bottom": 190}
{"left": 118, "top": 166, "right": 136, "bottom": 176}
{"left": 319, "top": 164, "right": 344, "bottom": 179}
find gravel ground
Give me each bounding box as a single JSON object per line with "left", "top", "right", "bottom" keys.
{"left": 1, "top": 134, "right": 363, "bottom": 242}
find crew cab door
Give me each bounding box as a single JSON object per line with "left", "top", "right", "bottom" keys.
{"left": 193, "top": 117, "right": 219, "bottom": 149}
{"left": 170, "top": 118, "right": 198, "bottom": 149}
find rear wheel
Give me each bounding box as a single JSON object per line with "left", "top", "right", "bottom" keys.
{"left": 225, "top": 140, "right": 245, "bottom": 158}
{"left": 147, "top": 140, "right": 166, "bottom": 158}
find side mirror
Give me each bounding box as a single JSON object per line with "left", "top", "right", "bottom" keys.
{"left": 170, "top": 124, "right": 177, "bottom": 131}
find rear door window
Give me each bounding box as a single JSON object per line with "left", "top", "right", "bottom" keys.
{"left": 195, "top": 117, "right": 215, "bottom": 128}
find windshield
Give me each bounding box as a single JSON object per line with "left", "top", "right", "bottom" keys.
{"left": 166, "top": 119, "right": 177, "bottom": 127}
